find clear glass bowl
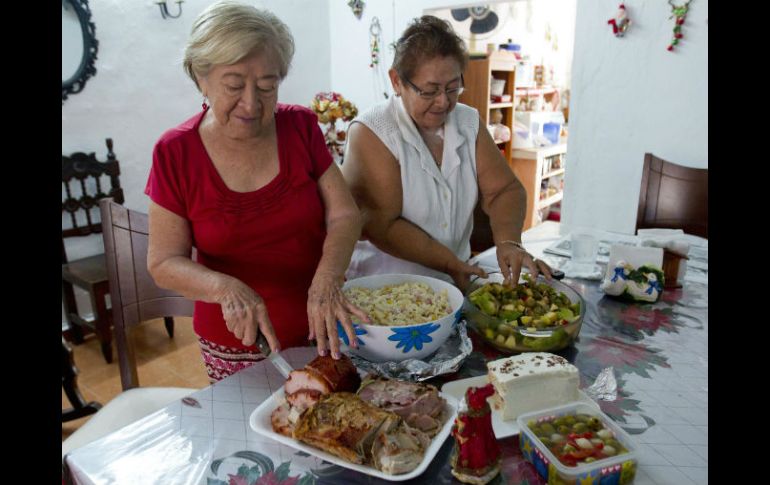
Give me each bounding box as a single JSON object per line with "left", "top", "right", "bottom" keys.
{"left": 462, "top": 272, "right": 586, "bottom": 353}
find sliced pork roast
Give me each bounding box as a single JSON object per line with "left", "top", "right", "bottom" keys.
{"left": 357, "top": 375, "right": 446, "bottom": 437}
{"left": 284, "top": 353, "right": 361, "bottom": 396}
{"left": 273, "top": 353, "right": 362, "bottom": 437}
{"left": 293, "top": 392, "right": 429, "bottom": 474}
{"left": 305, "top": 353, "right": 362, "bottom": 392}
{"left": 372, "top": 421, "right": 432, "bottom": 475}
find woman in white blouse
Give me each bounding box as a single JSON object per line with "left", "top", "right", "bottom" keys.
{"left": 342, "top": 15, "right": 553, "bottom": 291}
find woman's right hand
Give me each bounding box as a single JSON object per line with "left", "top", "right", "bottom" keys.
{"left": 215, "top": 277, "right": 280, "bottom": 352}
{"left": 446, "top": 258, "right": 488, "bottom": 293}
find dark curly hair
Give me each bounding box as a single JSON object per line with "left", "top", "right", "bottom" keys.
{"left": 392, "top": 15, "right": 468, "bottom": 80}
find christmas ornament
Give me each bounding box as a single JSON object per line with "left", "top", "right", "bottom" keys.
{"left": 369, "top": 16, "right": 389, "bottom": 100}
{"left": 369, "top": 16, "right": 381, "bottom": 68}
{"left": 347, "top": 0, "right": 364, "bottom": 20}
{"left": 607, "top": 3, "right": 631, "bottom": 37}
{"left": 667, "top": 0, "right": 693, "bottom": 51}
{"left": 450, "top": 384, "right": 501, "bottom": 484}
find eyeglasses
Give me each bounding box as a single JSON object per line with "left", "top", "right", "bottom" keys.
{"left": 402, "top": 74, "right": 464, "bottom": 100}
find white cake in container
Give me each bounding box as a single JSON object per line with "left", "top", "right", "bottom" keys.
{"left": 487, "top": 352, "right": 579, "bottom": 421}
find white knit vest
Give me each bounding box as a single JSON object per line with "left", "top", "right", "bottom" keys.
{"left": 345, "top": 96, "right": 480, "bottom": 282}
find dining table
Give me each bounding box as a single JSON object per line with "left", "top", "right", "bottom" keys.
{"left": 63, "top": 222, "right": 708, "bottom": 485}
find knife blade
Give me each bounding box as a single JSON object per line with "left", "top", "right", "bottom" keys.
{"left": 256, "top": 333, "right": 294, "bottom": 379}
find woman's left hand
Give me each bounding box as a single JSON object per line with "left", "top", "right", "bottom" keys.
{"left": 496, "top": 242, "right": 553, "bottom": 286}
{"left": 307, "top": 271, "right": 370, "bottom": 360}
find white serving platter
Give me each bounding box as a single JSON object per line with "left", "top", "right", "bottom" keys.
{"left": 441, "top": 375, "right": 599, "bottom": 439}
{"left": 249, "top": 388, "right": 458, "bottom": 481}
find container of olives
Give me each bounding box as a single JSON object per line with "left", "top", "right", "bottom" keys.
{"left": 463, "top": 272, "right": 586, "bottom": 353}
{"left": 517, "top": 402, "right": 638, "bottom": 485}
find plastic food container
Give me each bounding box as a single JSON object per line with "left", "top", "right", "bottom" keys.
{"left": 517, "top": 402, "right": 638, "bottom": 485}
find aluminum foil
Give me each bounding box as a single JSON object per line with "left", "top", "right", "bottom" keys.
{"left": 348, "top": 320, "right": 473, "bottom": 381}
{"left": 584, "top": 366, "right": 618, "bottom": 402}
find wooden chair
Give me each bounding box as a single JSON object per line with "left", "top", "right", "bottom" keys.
{"left": 62, "top": 199, "right": 197, "bottom": 466}
{"left": 62, "top": 139, "right": 174, "bottom": 362}
{"left": 99, "top": 198, "right": 195, "bottom": 390}
{"left": 61, "top": 337, "right": 102, "bottom": 422}
{"left": 636, "top": 153, "right": 708, "bottom": 238}
{"left": 469, "top": 202, "right": 495, "bottom": 255}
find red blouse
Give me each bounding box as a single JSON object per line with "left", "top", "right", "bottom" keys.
{"left": 145, "top": 104, "right": 332, "bottom": 350}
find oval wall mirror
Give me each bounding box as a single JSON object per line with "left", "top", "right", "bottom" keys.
{"left": 62, "top": 0, "right": 98, "bottom": 103}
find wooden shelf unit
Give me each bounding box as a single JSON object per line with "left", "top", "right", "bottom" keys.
{"left": 459, "top": 51, "right": 517, "bottom": 161}
{"left": 514, "top": 85, "right": 560, "bottom": 112}
{"left": 461, "top": 52, "right": 569, "bottom": 245}
{"left": 510, "top": 143, "right": 568, "bottom": 230}
{"left": 538, "top": 191, "right": 563, "bottom": 210}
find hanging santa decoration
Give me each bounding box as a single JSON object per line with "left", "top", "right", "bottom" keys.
{"left": 667, "top": 0, "right": 693, "bottom": 51}
{"left": 607, "top": 4, "right": 631, "bottom": 37}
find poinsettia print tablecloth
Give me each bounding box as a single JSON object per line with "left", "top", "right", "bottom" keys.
{"left": 64, "top": 279, "right": 707, "bottom": 485}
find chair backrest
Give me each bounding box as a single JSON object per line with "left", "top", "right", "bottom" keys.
{"left": 100, "top": 198, "right": 194, "bottom": 390}
{"left": 62, "top": 138, "right": 125, "bottom": 263}
{"left": 636, "top": 153, "right": 708, "bottom": 239}
{"left": 469, "top": 202, "right": 494, "bottom": 254}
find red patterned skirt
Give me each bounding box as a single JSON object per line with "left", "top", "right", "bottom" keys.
{"left": 197, "top": 336, "right": 266, "bottom": 382}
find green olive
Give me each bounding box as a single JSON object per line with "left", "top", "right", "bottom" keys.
{"left": 557, "top": 425, "right": 570, "bottom": 435}
{"left": 586, "top": 417, "right": 602, "bottom": 431}
{"left": 540, "top": 423, "right": 556, "bottom": 435}
{"left": 572, "top": 422, "right": 587, "bottom": 433}
{"left": 605, "top": 439, "right": 622, "bottom": 450}
{"left": 539, "top": 437, "right": 552, "bottom": 447}
{"left": 563, "top": 416, "right": 576, "bottom": 425}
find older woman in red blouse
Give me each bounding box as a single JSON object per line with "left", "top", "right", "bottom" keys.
{"left": 145, "top": 1, "right": 367, "bottom": 381}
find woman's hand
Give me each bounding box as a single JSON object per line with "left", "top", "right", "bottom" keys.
{"left": 216, "top": 277, "right": 280, "bottom": 352}
{"left": 496, "top": 242, "right": 553, "bottom": 286}
{"left": 447, "top": 259, "right": 488, "bottom": 293}
{"left": 307, "top": 271, "right": 370, "bottom": 360}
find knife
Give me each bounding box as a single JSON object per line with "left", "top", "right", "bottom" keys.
{"left": 256, "top": 333, "right": 294, "bottom": 379}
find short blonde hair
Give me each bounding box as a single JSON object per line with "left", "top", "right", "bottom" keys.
{"left": 183, "top": 1, "right": 295, "bottom": 90}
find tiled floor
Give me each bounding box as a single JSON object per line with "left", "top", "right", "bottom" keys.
{"left": 61, "top": 317, "right": 211, "bottom": 442}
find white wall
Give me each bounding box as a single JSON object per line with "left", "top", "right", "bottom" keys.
{"left": 62, "top": 0, "right": 332, "bottom": 322}
{"left": 562, "top": 0, "right": 708, "bottom": 234}
{"left": 328, "top": 0, "right": 707, "bottom": 236}
{"left": 62, "top": 0, "right": 332, "bottom": 261}
{"left": 426, "top": 0, "right": 577, "bottom": 89}
{"left": 63, "top": 0, "right": 707, "bottom": 321}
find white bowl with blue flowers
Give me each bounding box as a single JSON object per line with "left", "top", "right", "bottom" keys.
{"left": 339, "top": 274, "right": 464, "bottom": 363}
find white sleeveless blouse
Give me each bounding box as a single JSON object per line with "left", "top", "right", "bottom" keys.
{"left": 345, "top": 96, "right": 480, "bottom": 282}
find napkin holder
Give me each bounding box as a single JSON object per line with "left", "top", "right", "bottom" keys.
{"left": 600, "top": 245, "right": 665, "bottom": 303}
{"left": 636, "top": 229, "right": 691, "bottom": 289}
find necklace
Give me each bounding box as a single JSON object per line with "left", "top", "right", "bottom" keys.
{"left": 667, "top": 0, "right": 693, "bottom": 51}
